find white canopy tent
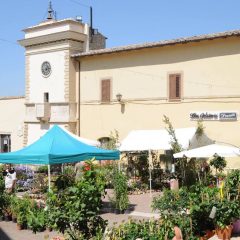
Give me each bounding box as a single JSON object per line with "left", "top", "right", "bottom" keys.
{"left": 119, "top": 127, "right": 196, "bottom": 195}
{"left": 61, "top": 127, "right": 100, "bottom": 147}
{"left": 119, "top": 127, "right": 196, "bottom": 151}
{"left": 173, "top": 143, "right": 240, "bottom": 158}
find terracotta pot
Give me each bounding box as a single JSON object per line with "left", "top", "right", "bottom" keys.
{"left": 17, "top": 223, "right": 23, "bottom": 230}
{"left": 205, "top": 230, "right": 215, "bottom": 239}
{"left": 216, "top": 225, "right": 233, "bottom": 240}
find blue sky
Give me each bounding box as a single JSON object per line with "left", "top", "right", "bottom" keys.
{"left": 1, "top": 0, "right": 240, "bottom": 97}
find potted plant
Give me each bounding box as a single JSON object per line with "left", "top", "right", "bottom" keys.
{"left": 213, "top": 200, "right": 239, "bottom": 240}
{"left": 16, "top": 197, "right": 31, "bottom": 229}
{"left": 110, "top": 170, "right": 129, "bottom": 214}
{"left": 3, "top": 193, "right": 12, "bottom": 221}
{"left": 27, "top": 207, "right": 46, "bottom": 233}
{"left": 10, "top": 195, "right": 19, "bottom": 223}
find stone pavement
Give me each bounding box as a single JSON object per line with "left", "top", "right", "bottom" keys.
{"left": 0, "top": 221, "right": 60, "bottom": 240}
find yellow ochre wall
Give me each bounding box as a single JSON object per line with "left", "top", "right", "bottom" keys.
{"left": 78, "top": 37, "right": 240, "bottom": 168}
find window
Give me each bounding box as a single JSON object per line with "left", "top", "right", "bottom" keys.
{"left": 0, "top": 135, "right": 11, "bottom": 153}
{"left": 169, "top": 74, "right": 182, "bottom": 101}
{"left": 98, "top": 137, "right": 111, "bottom": 149}
{"left": 44, "top": 92, "right": 49, "bottom": 103}
{"left": 101, "top": 79, "right": 111, "bottom": 103}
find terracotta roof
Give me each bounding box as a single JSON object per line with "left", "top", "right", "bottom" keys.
{"left": 0, "top": 96, "right": 25, "bottom": 100}
{"left": 72, "top": 29, "right": 240, "bottom": 58}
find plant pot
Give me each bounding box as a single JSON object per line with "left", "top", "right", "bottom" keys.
{"left": 232, "top": 219, "right": 240, "bottom": 234}
{"left": 4, "top": 215, "right": 12, "bottom": 222}
{"left": 17, "top": 223, "right": 23, "bottom": 230}
{"left": 46, "top": 227, "right": 53, "bottom": 232}
{"left": 12, "top": 216, "right": 17, "bottom": 223}
{"left": 216, "top": 225, "right": 233, "bottom": 240}
{"left": 205, "top": 230, "right": 215, "bottom": 239}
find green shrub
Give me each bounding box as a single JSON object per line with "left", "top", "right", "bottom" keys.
{"left": 37, "top": 166, "right": 48, "bottom": 173}
{"left": 27, "top": 202, "right": 46, "bottom": 233}
{"left": 111, "top": 170, "right": 129, "bottom": 211}
{"left": 46, "top": 160, "right": 107, "bottom": 239}
{"left": 225, "top": 170, "right": 240, "bottom": 199}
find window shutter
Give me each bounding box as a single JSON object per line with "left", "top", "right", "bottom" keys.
{"left": 101, "top": 79, "right": 111, "bottom": 102}
{"left": 169, "top": 74, "right": 181, "bottom": 100}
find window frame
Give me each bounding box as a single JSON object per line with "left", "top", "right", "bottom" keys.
{"left": 100, "top": 78, "right": 112, "bottom": 104}
{"left": 167, "top": 72, "right": 183, "bottom": 102}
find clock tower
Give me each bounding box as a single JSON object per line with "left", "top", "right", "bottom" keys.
{"left": 19, "top": 2, "right": 89, "bottom": 145}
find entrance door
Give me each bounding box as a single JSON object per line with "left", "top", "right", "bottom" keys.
{"left": 0, "top": 134, "right": 11, "bottom": 152}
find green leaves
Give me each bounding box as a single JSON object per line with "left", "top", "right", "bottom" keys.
{"left": 210, "top": 156, "right": 226, "bottom": 173}
{"left": 111, "top": 169, "right": 129, "bottom": 211}
{"left": 46, "top": 160, "right": 107, "bottom": 239}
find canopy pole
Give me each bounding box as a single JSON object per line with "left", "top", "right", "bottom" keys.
{"left": 148, "top": 150, "right": 152, "bottom": 198}
{"left": 118, "top": 160, "right": 121, "bottom": 172}
{"left": 48, "top": 164, "right": 51, "bottom": 191}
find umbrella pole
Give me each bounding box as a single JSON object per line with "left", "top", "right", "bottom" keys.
{"left": 48, "top": 164, "right": 51, "bottom": 191}
{"left": 148, "top": 150, "right": 152, "bottom": 198}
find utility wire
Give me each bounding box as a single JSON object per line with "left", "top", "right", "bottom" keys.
{"left": 68, "top": 0, "right": 90, "bottom": 9}
{"left": 0, "top": 38, "right": 19, "bottom": 46}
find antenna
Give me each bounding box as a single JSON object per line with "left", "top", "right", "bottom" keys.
{"left": 90, "top": 6, "right": 93, "bottom": 42}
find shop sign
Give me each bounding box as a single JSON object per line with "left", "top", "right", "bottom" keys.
{"left": 190, "top": 111, "right": 238, "bottom": 121}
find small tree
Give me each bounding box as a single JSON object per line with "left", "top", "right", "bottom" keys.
{"left": 163, "top": 115, "right": 182, "bottom": 154}
{"left": 163, "top": 115, "right": 184, "bottom": 182}
{"left": 210, "top": 155, "right": 226, "bottom": 173}
{"left": 105, "top": 130, "right": 119, "bottom": 150}
{"left": 111, "top": 170, "right": 129, "bottom": 212}
{"left": 195, "top": 120, "right": 205, "bottom": 138}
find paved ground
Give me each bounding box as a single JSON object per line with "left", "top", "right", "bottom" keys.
{"left": 0, "top": 190, "right": 239, "bottom": 239}
{"left": 0, "top": 222, "right": 60, "bottom": 240}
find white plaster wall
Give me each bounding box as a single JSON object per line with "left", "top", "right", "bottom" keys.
{"left": 26, "top": 21, "right": 85, "bottom": 39}
{"left": 0, "top": 98, "right": 25, "bottom": 151}
{"left": 28, "top": 51, "right": 65, "bottom": 103}
{"left": 27, "top": 123, "right": 66, "bottom": 145}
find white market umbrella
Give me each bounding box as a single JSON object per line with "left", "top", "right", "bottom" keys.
{"left": 174, "top": 143, "right": 240, "bottom": 158}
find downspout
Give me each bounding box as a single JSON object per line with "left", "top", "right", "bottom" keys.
{"left": 76, "top": 59, "right": 81, "bottom": 136}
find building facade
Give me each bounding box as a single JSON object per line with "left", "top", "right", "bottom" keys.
{"left": 0, "top": 13, "right": 240, "bottom": 168}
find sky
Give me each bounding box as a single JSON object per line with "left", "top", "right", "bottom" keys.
{"left": 1, "top": 0, "right": 240, "bottom": 97}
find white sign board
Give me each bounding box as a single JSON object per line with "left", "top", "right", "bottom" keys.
{"left": 190, "top": 111, "right": 238, "bottom": 121}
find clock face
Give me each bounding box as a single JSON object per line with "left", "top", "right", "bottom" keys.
{"left": 41, "top": 61, "right": 51, "bottom": 77}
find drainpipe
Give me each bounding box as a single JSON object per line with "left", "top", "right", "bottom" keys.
{"left": 76, "top": 60, "right": 81, "bottom": 136}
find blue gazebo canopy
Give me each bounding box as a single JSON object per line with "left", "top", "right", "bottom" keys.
{"left": 0, "top": 125, "right": 120, "bottom": 165}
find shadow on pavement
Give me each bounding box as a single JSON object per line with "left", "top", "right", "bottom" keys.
{"left": 101, "top": 201, "right": 136, "bottom": 214}
{"left": 0, "top": 228, "right": 12, "bottom": 240}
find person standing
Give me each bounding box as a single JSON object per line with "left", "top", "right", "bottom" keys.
{"left": 3, "top": 164, "right": 17, "bottom": 193}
